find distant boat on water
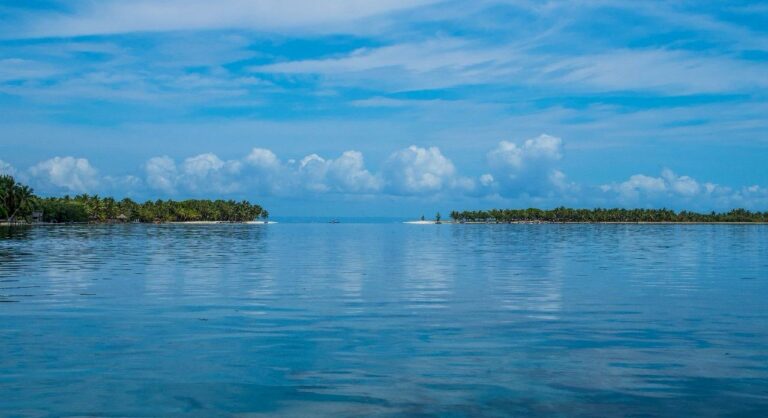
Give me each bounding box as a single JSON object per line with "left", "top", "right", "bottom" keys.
{"left": 329, "top": 219, "right": 340, "bottom": 224}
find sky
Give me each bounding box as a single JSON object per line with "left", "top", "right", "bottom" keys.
{"left": 0, "top": 0, "right": 767, "bottom": 216}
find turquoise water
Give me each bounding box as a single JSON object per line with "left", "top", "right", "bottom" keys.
{"left": 1, "top": 224, "right": 767, "bottom": 416}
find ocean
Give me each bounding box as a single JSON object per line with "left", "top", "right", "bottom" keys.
{"left": 1, "top": 223, "right": 767, "bottom": 416}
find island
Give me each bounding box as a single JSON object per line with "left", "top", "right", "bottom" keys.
{"left": 448, "top": 208, "right": 768, "bottom": 223}
{"left": 1, "top": 175, "right": 268, "bottom": 224}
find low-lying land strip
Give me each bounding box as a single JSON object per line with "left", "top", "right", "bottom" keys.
{"left": 1, "top": 175, "right": 268, "bottom": 224}
{"left": 449, "top": 208, "right": 768, "bottom": 223}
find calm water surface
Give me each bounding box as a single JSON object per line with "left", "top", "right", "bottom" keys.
{"left": 1, "top": 224, "right": 767, "bottom": 417}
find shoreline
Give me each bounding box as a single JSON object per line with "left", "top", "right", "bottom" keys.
{"left": 1, "top": 221, "right": 276, "bottom": 226}
{"left": 405, "top": 221, "right": 768, "bottom": 225}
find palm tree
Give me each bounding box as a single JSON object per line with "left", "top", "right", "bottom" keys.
{"left": 0, "top": 175, "right": 12, "bottom": 219}
{"left": 1, "top": 178, "right": 36, "bottom": 222}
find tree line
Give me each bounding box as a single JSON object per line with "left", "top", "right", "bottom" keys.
{"left": 1, "top": 175, "right": 268, "bottom": 223}
{"left": 449, "top": 207, "right": 768, "bottom": 223}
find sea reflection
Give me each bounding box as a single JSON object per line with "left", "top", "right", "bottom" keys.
{"left": 1, "top": 223, "right": 767, "bottom": 416}
{"left": 400, "top": 227, "right": 454, "bottom": 310}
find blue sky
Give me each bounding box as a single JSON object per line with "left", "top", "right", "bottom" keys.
{"left": 0, "top": 0, "right": 766, "bottom": 216}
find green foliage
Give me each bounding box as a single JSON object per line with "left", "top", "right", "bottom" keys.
{"left": 42, "top": 196, "right": 265, "bottom": 223}
{"left": 1, "top": 175, "right": 37, "bottom": 221}
{"left": 37, "top": 199, "right": 88, "bottom": 223}
{"left": 450, "top": 207, "right": 768, "bottom": 223}
{"left": 1, "top": 176, "right": 266, "bottom": 223}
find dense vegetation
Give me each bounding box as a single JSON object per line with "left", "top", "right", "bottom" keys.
{"left": 449, "top": 208, "right": 768, "bottom": 223}
{"left": 0, "top": 176, "right": 35, "bottom": 222}
{"left": 1, "top": 175, "right": 267, "bottom": 223}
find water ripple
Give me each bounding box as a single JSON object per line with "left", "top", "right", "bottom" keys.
{"left": 1, "top": 223, "right": 767, "bottom": 416}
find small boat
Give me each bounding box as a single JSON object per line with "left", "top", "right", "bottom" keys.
{"left": 329, "top": 219, "right": 340, "bottom": 224}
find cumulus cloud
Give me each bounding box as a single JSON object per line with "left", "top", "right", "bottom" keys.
{"left": 28, "top": 156, "right": 99, "bottom": 193}
{"left": 183, "top": 153, "right": 226, "bottom": 177}
{"left": 145, "top": 156, "right": 177, "bottom": 194}
{"left": 486, "top": 134, "right": 573, "bottom": 196}
{"left": 325, "top": 151, "right": 381, "bottom": 193}
{"left": 488, "top": 134, "right": 562, "bottom": 171}
{"left": 245, "top": 148, "right": 280, "bottom": 169}
{"left": 602, "top": 174, "right": 667, "bottom": 199}
{"left": 142, "top": 145, "right": 469, "bottom": 197}
{"left": 146, "top": 153, "right": 244, "bottom": 195}
{"left": 297, "top": 154, "right": 329, "bottom": 192}
{"left": 241, "top": 147, "right": 288, "bottom": 194}
{"left": 179, "top": 153, "right": 242, "bottom": 193}
{"left": 383, "top": 145, "right": 469, "bottom": 195}
{"left": 6, "top": 140, "right": 767, "bottom": 211}
{"left": 600, "top": 169, "right": 768, "bottom": 210}
{"left": 143, "top": 147, "right": 381, "bottom": 197}
{"left": 297, "top": 151, "right": 381, "bottom": 193}
{"left": 661, "top": 169, "right": 700, "bottom": 196}
{"left": 602, "top": 169, "right": 707, "bottom": 201}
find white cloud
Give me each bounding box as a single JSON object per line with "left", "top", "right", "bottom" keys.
{"left": 486, "top": 134, "right": 570, "bottom": 196}
{"left": 661, "top": 168, "right": 700, "bottom": 197}
{"left": 488, "top": 134, "right": 562, "bottom": 170}
{"left": 178, "top": 153, "right": 243, "bottom": 194}
{"left": 545, "top": 48, "right": 768, "bottom": 94}
{"left": 243, "top": 148, "right": 289, "bottom": 194}
{"left": 145, "top": 153, "right": 246, "bottom": 195}
{"left": 254, "top": 36, "right": 768, "bottom": 95}
{"left": 325, "top": 151, "right": 381, "bottom": 193}
{"left": 0, "top": 58, "right": 60, "bottom": 82}
{"left": 604, "top": 169, "right": 707, "bottom": 201}
{"left": 0, "top": 160, "right": 16, "bottom": 176}
{"left": 145, "top": 156, "right": 177, "bottom": 194}
{"left": 104, "top": 175, "right": 143, "bottom": 190}
{"left": 8, "top": 143, "right": 767, "bottom": 212}
{"left": 245, "top": 148, "right": 280, "bottom": 169}
{"left": 27, "top": 156, "right": 99, "bottom": 193}
{"left": 351, "top": 97, "right": 414, "bottom": 108}
{"left": 297, "top": 150, "right": 381, "bottom": 193}
{"left": 183, "top": 153, "right": 226, "bottom": 176}
{"left": 298, "top": 154, "right": 330, "bottom": 192}
{"left": 142, "top": 147, "right": 381, "bottom": 197}
{"left": 607, "top": 174, "right": 667, "bottom": 199}
{"left": 13, "top": 0, "right": 439, "bottom": 38}
{"left": 548, "top": 169, "right": 575, "bottom": 192}
{"left": 383, "top": 145, "right": 459, "bottom": 195}
{"left": 598, "top": 169, "right": 768, "bottom": 210}
{"left": 254, "top": 38, "right": 521, "bottom": 91}
{"left": 600, "top": 168, "right": 768, "bottom": 210}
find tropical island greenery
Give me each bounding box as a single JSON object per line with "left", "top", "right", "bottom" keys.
{"left": 1, "top": 175, "right": 267, "bottom": 224}
{"left": 449, "top": 208, "right": 768, "bottom": 223}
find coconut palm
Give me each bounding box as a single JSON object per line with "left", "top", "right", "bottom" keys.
{"left": 0, "top": 176, "right": 36, "bottom": 222}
